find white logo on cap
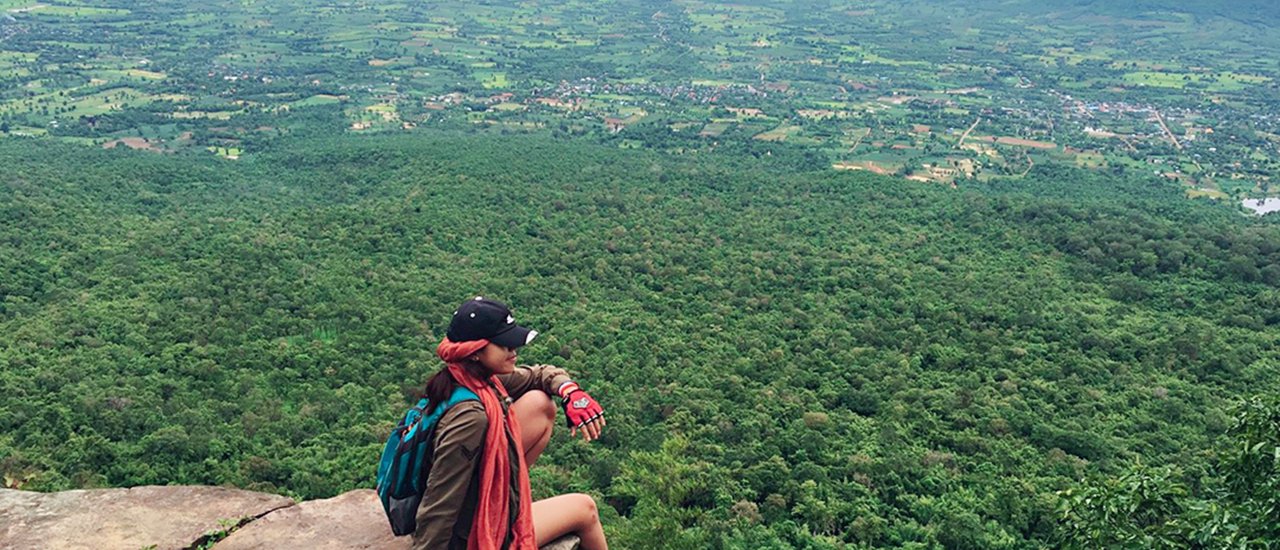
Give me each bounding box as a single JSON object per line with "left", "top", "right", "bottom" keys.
{"left": 506, "top": 315, "right": 514, "bottom": 324}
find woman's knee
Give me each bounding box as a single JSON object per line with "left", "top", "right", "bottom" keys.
{"left": 524, "top": 389, "right": 556, "bottom": 423}
{"left": 513, "top": 390, "right": 557, "bottom": 433}
{"left": 570, "top": 493, "right": 599, "bottom": 526}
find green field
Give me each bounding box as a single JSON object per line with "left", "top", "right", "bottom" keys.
{"left": 0, "top": 0, "right": 1276, "bottom": 185}
{"left": 25, "top": 5, "right": 130, "bottom": 16}
{"left": 1122, "top": 70, "right": 1271, "bottom": 90}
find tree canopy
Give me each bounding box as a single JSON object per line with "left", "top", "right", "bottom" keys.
{"left": 1, "top": 133, "right": 1277, "bottom": 547}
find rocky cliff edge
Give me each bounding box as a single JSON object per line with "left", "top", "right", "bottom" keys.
{"left": 0, "top": 486, "right": 579, "bottom": 550}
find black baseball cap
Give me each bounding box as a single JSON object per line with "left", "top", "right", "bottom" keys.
{"left": 446, "top": 296, "right": 538, "bottom": 348}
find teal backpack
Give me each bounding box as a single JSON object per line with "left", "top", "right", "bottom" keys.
{"left": 376, "top": 386, "right": 480, "bottom": 536}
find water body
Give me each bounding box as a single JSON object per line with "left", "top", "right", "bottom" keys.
{"left": 1242, "top": 198, "right": 1280, "bottom": 215}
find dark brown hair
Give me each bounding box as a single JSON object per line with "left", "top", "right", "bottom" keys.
{"left": 422, "top": 361, "right": 487, "bottom": 408}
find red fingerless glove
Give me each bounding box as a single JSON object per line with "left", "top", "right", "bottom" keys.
{"left": 558, "top": 382, "right": 604, "bottom": 429}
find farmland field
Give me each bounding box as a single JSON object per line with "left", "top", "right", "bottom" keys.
{"left": 0, "top": 0, "right": 1274, "bottom": 202}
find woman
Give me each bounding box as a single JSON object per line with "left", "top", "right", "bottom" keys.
{"left": 413, "top": 296, "right": 609, "bottom": 550}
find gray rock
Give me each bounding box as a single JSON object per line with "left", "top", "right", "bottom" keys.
{"left": 0, "top": 485, "right": 295, "bottom": 550}
{"left": 0, "top": 486, "right": 583, "bottom": 550}
{"left": 542, "top": 534, "right": 582, "bottom": 550}
{"left": 213, "top": 489, "right": 408, "bottom": 550}
{"left": 215, "top": 489, "right": 581, "bottom": 550}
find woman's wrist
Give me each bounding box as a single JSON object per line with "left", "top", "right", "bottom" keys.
{"left": 557, "top": 381, "right": 580, "bottom": 399}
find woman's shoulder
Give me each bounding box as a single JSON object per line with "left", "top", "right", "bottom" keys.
{"left": 434, "top": 400, "right": 487, "bottom": 460}
{"left": 435, "top": 400, "right": 487, "bottom": 441}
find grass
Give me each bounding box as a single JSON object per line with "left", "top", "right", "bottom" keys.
{"left": 699, "top": 122, "right": 731, "bottom": 137}
{"left": 291, "top": 95, "right": 344, "bottom": 108}
{"left": 839, "top": 46, "right": 928, "bottom": 67}
{"left": 91, "top": 69, "right": 166, "bottom": 81}
{"left": 754, "top": 124, "right": 802, "bottom": 142}
{"left": 208, "top": 146, "right": 242, "bottom": 159}
{"left": 1122, "top": 71, "right": 1270, "bottom": 91}
{"left": 368, "top": 58, "right": 412, "bottom": 67}
{"left": 360, "top": 103, "right": 399, "bottom": 123}
{"left": 1187, "top": 188, "right": 1229, "bottom": 199}
{"left": 126, "top": 69, "right": 166, "bottom": 79}
{"left": 1074, "top": 153, "right": 1108, "bottom": 169}
{"left": 27, "top": 5, "right": 131, "bottom": 17}
{"left": 0, "top": 51, "right": 38, "bottom": 68}
{"left": 0, "top": 87, "right": 153, "bottom": 118}
{"left": 479, "top": 72, "right": 508, "bottom": 89}
{"left": 1, "top": 125, "right": 47, "bottom": 136}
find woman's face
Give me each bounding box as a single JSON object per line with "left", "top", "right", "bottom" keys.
{"left": 474, "top": 342, "right": 517, "bottom": 375}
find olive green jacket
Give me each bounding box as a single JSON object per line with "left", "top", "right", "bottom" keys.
{"left": 411, "top": 364, "right": 572, "bottom": 550}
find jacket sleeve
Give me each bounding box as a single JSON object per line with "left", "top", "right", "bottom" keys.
{"left": 412, "top": 402, "right": 487, "bottom": 550}
{"left": 496, "top": 364, "right": 573, "bottom": 399}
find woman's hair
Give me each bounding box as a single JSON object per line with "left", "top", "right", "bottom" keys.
{"left": 422, "top": 368, "right": 456, "bottom": 406}
{"left": 422, "top": 360, "right": 486, "bottom": 406}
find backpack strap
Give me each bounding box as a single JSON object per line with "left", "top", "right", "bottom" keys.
{"left": 423, "top": 386, "right": 481, "bottom": 425}
{"left": 445, "top": 386, "right": 480, "bottom": 408}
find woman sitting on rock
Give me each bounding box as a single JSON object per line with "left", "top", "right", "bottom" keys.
{"left": 414, "top": 296, "right": 609, "bottom": 550}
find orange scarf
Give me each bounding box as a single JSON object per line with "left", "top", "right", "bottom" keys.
{"left": 436, "top": 337, "right": 536, "bottom": 550}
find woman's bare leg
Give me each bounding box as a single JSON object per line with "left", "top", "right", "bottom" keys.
{"left": 515, "top": 392, "right": 607, "bottom": 547}
{"left": 532, "top": 494, "right": 608, "bottom": 550}
{"left": 511, "top": 390, "right": 555, "bottom": 466}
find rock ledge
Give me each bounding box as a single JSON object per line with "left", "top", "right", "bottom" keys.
{"left": 0, "top": 486, "right": 580, "bottom": 550}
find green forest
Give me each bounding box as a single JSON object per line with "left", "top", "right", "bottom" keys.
{"left": 2, "top": 131, "right": 1277, "bottom": 548}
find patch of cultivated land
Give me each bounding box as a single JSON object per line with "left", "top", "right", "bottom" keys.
{"left": 102, "top": 137, "right": 158, "bottom": 151}
{"left": 833, "top": 160, "right": 893, "bottom": 175}
{"left": 973, "top": 136, "right": 1058, "bottom": 150}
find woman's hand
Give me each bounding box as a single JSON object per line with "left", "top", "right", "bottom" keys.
{"left": 558, "top": 382, "right": 605, "bottom": 442}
